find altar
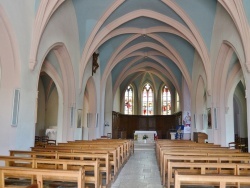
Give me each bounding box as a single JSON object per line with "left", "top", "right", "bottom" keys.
{"left": 134, "top": 130, "right": 157, "bottom": 142}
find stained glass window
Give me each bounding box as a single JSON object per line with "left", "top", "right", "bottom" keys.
{"left": 142, "top": 83, "right": 154, "bottom": 115}
{"left": 124, "top": 85, "right": 133, "bottom": 114}
{"left": 162, "top": 85, "right": 171, "bottom": 115}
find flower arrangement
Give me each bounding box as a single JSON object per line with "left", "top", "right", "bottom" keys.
{"left": 143, "top": 134, "right": 148, "bottom": 140}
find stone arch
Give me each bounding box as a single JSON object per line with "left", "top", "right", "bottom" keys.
{"left": 108, "top": 34, "right": 189, "bottom": 93}
{"left": 36, "top": 43, "right": 76, "bottom": 142}
{"left": 195, "top": 76, "right": 206, "bottom": 132}
{"left": 213, "top": 41, "right": 246, "bottom": 146}
{"left": 113, "top": 60, "right": 181, "bottom": 102}
{"left": 224, "top": 67, "right": 246, "bottom": 146}
{"left": 39, "top": 61, "right": 62, "bottom": 142}
{"left": 233, "top": 86, "right": 247, "bottom": 139}
{"left": 29, "top": 0, "right": 65, "bottom": 70}
{"left": 218, "top": 0, "right": 250, "bottom": 70}
{"left": 83, "top": 76, "right": 98, "bottom": 140}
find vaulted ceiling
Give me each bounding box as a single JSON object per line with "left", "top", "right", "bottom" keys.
{"left": 34, "top": 0, "right": 250, "bottom": 98}
{"left": 72, "top": 0, "right": 220, "bottom": 96}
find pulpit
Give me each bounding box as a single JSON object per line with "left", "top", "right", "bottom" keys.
{"left": 170, "top": 132, "right": 176, "bottom": 140}
{"left": 193, "top": 132, "right": 208, "bottom": 143}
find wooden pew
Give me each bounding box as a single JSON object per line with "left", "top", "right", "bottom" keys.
{"left": 156, "top": 144, "right": 227, "bottom": 163}
{"left": 94, "top": 139, "right": 134, "bottom": 156}
{"left": 237, "top": 163, "right": 250, "bottom": 176}
{"left": 174, "top": 170, "right": 250, "bottom": 188}
{"left": 31, "top": 146, "right": 119, "bottom": 178}
{"left": 0, "top": 156, "right": 100, "bottom": 188}
{"left": 159, "top": 149, "right": 246, "bottom": 175}
{"left": 156, "top": 139, "right": 250, "bottom": 188}
{"left": 54, "top": 143, "right": 122, "bottom": 167}
{"left": 61, "top": 141, "right": 124, "bottom": 160}
{"left": 167, "top": 162, "right": 238, "bottom": 188}
{"left": 56, "top": 152, "right": 111, "bottom": 185}
{"left": 58, "top": 142, "right": 124, "bottom": 166}
{"left": 73, "top": 149, "right": 118, "bottom": 178}
{"left": 10, "top": 150, "right": 57, "bottom": 158}
{"left": 156, "top": 140, "right": 222, "bottom": 162}
{"left": 162, "top": 155, "right": 250, "bottom": 185}
{"left": 0, "top": 166, "right": 85, "bottom": 188}
{"left": 9, "top": 151, "right": 111, "bottom": 187}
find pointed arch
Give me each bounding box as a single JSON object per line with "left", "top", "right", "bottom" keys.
{"left": 80, "top": 9, "right": 210, "bottom": 92}
{"left": 141, "top": 82, "right": 154, "bottom": 115}
{"left": 218, "top": 0, "right": 250, "bottom": 71}
{"left": 29, "top": 0, "right": 65, "bottom": 70}
{"left": 103, "top": 42, "right": 191, "bottom": 93}
{"left": 123, "top": 85, "right": 134, "bottom": 115}
{"left": 113, "top": 61, "right": 181, "bottom": 102}
{"left": 161, "top": 85, "right": 172, "bottom": 115}
{"left": 36, "top": 43, "right": 76, "bottom": 142}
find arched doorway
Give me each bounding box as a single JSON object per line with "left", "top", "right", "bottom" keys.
{"left": 233, "top": 81, "right": 247, "bottom": 147}
{"left": 213, "top": 42, "right": 247, "bottom": 147}
{"left": 36, "top": 72, "right": 59, "bottom": 141}
{"left": 82, "top": 77, "right": 97, "bottom": 140}
{"left": 35, "top": 43, "right": 76, "bottom": 143}
{"left": 195, "top": 76, "right": 206, "bottom": 131}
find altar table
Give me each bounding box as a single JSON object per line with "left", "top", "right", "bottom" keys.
{"left": 134, "top": 130, "right": 157, "bottom": 142}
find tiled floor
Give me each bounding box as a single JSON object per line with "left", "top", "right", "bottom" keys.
{"left": 111, "top": 141, "right": 163, "bottom": 188}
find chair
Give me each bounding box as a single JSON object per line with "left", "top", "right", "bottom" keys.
{"left": 107, "top": 133, "right": 112, "bottom": 139}
{"left": 228, "top": 142, "right": 236, "bottom": 149}
{"left": 34, "top": 136, "right": 43, "bottom": 147}
{"left": 41, "top": 136, "right": 49, "bottom": 143}
{"left": 35, "top": 136, "right": 40, "bottom": 142}
{"left": 47, "top": 139, "right": 56, "bottom": 145}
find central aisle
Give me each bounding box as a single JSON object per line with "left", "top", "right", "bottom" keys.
{"left": 111, "top": 142, "right": 162, "bottom": 188}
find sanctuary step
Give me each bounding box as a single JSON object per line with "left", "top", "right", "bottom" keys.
{"left": 134, "top": 140, "right": 156, "bottom": 150}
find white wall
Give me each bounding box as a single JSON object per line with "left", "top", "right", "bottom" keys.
{"left": 104, "top": 74, "right": 113, "bottom": 136}
{"left": 113, "top": 87, "right": 121, "bottom": 112}
{"left": 0, "top": 0, "right": 80, "bottom": 152}
{"left": 45, "top": 87, "right": 58, "bottom": 130}
{"left": 36, "top": 79, "right": 45, "bottom": 136}
{"left": 209, "top": 3, "right": 246, "bottom": 146}
{"left": 191, "top": 51, "right": 212, "bottom": 142}
{"left": 0, "top": 4, "right": 23, "bottom": 154}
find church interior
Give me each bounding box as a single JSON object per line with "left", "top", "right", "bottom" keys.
{"left": 1, "top": 0, "right": 250, "bottom": 187}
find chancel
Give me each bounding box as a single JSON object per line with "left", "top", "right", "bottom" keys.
{"left": 0, "top": 0, "right": 250, "bottom": 187}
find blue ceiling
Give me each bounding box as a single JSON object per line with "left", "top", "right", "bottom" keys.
{"left": 36, "top": 0, "right": 250, "bottom": 98}
{"left": 174, "top": 0, "right": 217, "bottom": 50}
{"left": 70, "top": 0, "right": 218, "bottom": 95}
{"left": 243, "top": 0, "right": 250, "bottom": 24}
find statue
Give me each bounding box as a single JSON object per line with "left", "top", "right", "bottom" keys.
{"left": 92, "top": 52, "right": 99, "bottom": 75}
